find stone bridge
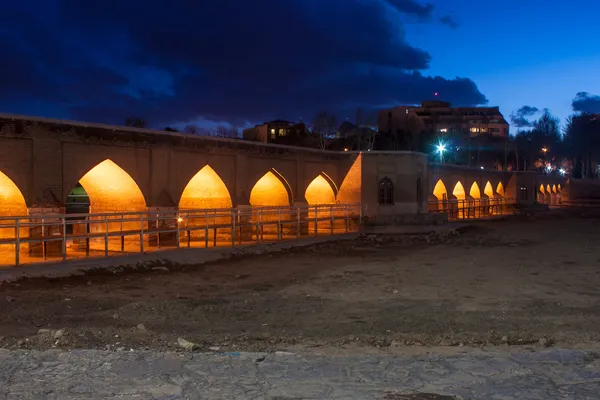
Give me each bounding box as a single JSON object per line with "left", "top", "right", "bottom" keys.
{"left": 0, "top": 113, "right": 566, "bottom": 224}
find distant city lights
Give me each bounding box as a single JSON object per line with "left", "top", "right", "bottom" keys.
{"left": 559, "top": 168, "right": 566, "bottom": 175}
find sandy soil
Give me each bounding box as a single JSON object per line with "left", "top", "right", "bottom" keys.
{"left": 1, "top": 210, "right": 600, "bottom": 353}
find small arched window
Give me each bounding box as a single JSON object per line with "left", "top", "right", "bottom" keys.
{"left": 378, "top": 177, "right": 394, "bottom": 205}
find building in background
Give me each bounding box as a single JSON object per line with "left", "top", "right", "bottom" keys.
{"left": 243, "top": 120, "right": 307, "bottom": 144}
{"left": 378, "top": 100, "right": 509, "bottom": 139}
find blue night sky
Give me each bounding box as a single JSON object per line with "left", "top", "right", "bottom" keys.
{"left": 1, "top": 0, "right": 599, "bottom": 131}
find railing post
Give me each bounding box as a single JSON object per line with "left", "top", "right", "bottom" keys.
{"left": 140, "top": 213, "right": 145, "bottom": 253}
{"left": 176, "top": 215, "right": 181, "bottom": 249}
{"left": 345, "top": 206, "right": 349, "bottom": 233}
{"left": 277, "top": 208, "right": 282, "bottom": 241}
{"left": 296, "top": 207, "right": 300, "bottom": 240}
{"left": 314, "top": 206, "right": 318, "bottom": 237}
{"left": 257, "top": 210, "right": 261, "bottom": 243}
{"left": 330, "top": 206, "right": 334, "bottom": 235}
{"left": 15, "top": 218, "right": 20, "bottom": 267}
{"left": 204, "top": 211, "right": 209, "bottom": 248}
{"left": 42, "top": 218, "right": 46, "bottom": 260}
{"left": 121, "top": 215, "right": 125, "bottom": 253}
{"left": 104, "top": 215, "right": 109, "bottom": 257}
{"left": 62, "top": 217, "right": 67, "bottom": 261}
{"left": 231, "top": 209, "right": 236, "bottom": 247}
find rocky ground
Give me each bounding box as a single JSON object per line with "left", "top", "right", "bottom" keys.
{"left": 2, "top": 209, "right": 600, "bottom": 398}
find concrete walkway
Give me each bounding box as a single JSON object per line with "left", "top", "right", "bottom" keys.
{"left": 1, "top": 348, "right": 599, "bottom": 399}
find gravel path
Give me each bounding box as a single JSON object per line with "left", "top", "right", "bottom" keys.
{"left": 1, "top": 348, "right": 599, "bottom": 399}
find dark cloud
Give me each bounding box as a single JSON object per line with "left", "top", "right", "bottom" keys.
{"left": 386, "top": 0, "right": 435, "bottom": 18}
{"left": 440, "top": 15, "right": 459, "bottom": 29}
{"left": 510, "top": 105, "right": 539, "bottom": 127}
{"left": 572, "top": 92, "right": 600, "bottom": 114}
{"left": 0, "top": 0, "right": 487, "bottom": 127}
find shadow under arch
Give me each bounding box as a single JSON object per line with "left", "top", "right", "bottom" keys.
{"left": 250, "top": 168, "right": 293, "bottom": 207}
{"left": 179, "top": 165, "right": 233, "bottom": 210}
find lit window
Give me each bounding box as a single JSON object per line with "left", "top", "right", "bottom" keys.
{"left": 405, "top": 109, "right": 409, "bottom": 114}
{"left": 470, "top": 127, "right": 479, "bottom": 133}
{"left": 279, "top": 128, "right": 286, "bottom": 136}
{"left": 520, "top": 186, "right": 528, "bottom": 201}
{"left": 440, "top": 128, "right": 448, "bottom": 132}
{"left": 271, "top": 129, "right": 275, "bottom": 134}
{"left": 378, "top": 177, "right": 394, "bottom": 205}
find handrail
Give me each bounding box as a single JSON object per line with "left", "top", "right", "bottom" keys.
{"left": 0, "top": 204, "right": 362, "bottom": 267}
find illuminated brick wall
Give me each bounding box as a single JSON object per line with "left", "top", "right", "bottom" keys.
{"left": 337, "top": 154, "right": 362, "bottom": 205}
{"left": 179, "top": 165, "right": 233, "bottom": 210}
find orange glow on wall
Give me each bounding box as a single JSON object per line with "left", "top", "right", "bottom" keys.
{"left": 546, "top": 184, "right": 551, "bottom": 193}
{"left": 539, "top": 184, "right": 545, "bottom": 193}
{"left": 558, "top": 184, "right": 562, "bottom": 192}
{"left": 250, "top": 170, "right": 291, "bottom": 206}
{"left": 305, "top": 175, "right": 336, "bottom": 205}
{"left": 496, "top": 182, "right": 505, "bottom": 197}
{"left": 469, "top": 182, "right": 481, "bottom": 199}
{"left": 484, "top": 181, "right": 494, "bottom": 198}
{"left": 338, "top": 154, "right": 362, "bottom": 204}
{"left": 0, "top": 171, "right": 27, "bottom": 217}
{"left": 432, "top": 179, "right": 448, "bottom": 201}
{"left": 452, "top": 181, "right": 466, "bottom": 200}
{"left": 79, "top": 159, "right": 146, "bottom": 213}
{"left": 179, "top": 165, "right": 232, "bottom": 209}
{"left": 552, "top": 184, "right": 557, "bottom": 193}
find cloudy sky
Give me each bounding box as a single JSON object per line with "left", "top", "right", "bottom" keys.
{"left": 1, "top": 0, "right": 598, "bottom": 131}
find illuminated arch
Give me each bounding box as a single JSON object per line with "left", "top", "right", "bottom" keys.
{"left": 0, "top": 170, "right": 27, "bottom": 217}
{"left": 469, "top": 182, "right": 481, "bottom": 199}
{"left": 250, "top": 169, "right": 292, "bottom": 206}
{"left": 432, "top": 179, "right": 448, "bottom": 201}
{"left": 78, "top": 159, "right": 147, "bottom": 213}
{"left": 179, "top": 165, "right": 232, "bottom": 209}
{"left": 452, "top": 181, "right": 466, "bottom": 200}
{"left": 496, "top": 182, "right": 505, "bottom": 197}
{"left": 484, "top": 181, "right": 494, "bottom": 198}
{"left": 558, "top": 184, "right": 562, "bottom": 192}
{"left": 539, "top": 184, "right": 545, "bottom": 194}
{"left": 305, "top": 174, "right": 336, "bottom": 205}
{"left": 546, "top": 184, "right": 551, "bottom": 193}
{"left": 552, "top": 184, "right": 557, "bottom": 193}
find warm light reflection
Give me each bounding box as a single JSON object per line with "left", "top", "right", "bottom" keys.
{"left": 469, "top": 182, "right": 481, "bottom": 199}
{"left": 179, "top": 165, "right": 232, "bottom": 209}
{"left": 453, "top": 181, "right": 466, "bottom": 200}
{"left": 558, "top": 184, "right": 562, "bottom": 192}
{"left": 338, "top": 154, "right": 362, "bottom": 204}
{"left": 539, "top": 184, "right": 545, "bottom": 193}
{"left": 0, "top": 170, "right": 27, "bottom": 241}
{"left": 305, "top": 175, "right": 336, "bottom": 205}
{"left": 250, "top": 170, "right": 290, "bottom": 206}
{"left": 546, "top": 184, "right": 551, "bottom": 193}
{"left": 432, "top": 179, "right": 448, "bottom": 201}
{"left": 552, "top": 184, "right": 557, "bottom": 193}
{"left": 484, "top": 181, "right": 494, "bottom": 198}
{"left": 496, "top": 182, "right": 505, "bottom": 197}
{"left": 79, "top": 159, "right": 147, "bottom": 213}
{"left": 0, "top": 170, "right": 27, "bottom": 217}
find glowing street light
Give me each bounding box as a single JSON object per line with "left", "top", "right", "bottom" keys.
{"left": 542, "top": 147, "right": 548, "bottom": 153}
{"left": 559, "top": 168, "right": 566, "bottom": 175}
{"left": 545, "top": 164, "right": 553, "bottom": 173}
{"left": 435, "top": 141, "right": 447, "bottom": 163}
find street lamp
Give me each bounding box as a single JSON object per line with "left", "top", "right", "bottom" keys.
{"left": 542, "top": 147, "right": 548, "bottom": 153}
{"left": 559, "top": 168, "right": 566, "bottom": 176}
{"left": 435, "top": 141, "right": 447, "bottom": 164}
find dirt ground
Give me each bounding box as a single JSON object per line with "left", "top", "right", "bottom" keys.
{"left": 2, "top": 209, "right": 600, "bottom": 353}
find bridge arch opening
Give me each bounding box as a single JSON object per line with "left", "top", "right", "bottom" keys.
{"left": 305, "top": 174, "right": 337, "bottom": 205}
{"left": 496, "top": 182, "right": 505, "bottom": 197}
{"left": 484, "top": 181, "right": 494, "bottom": 198}
{"left": 76, "top": 159, "right": 147, "bottom": 214}
{"left": 250, "top": 169, "right": 292, "bottom": 207}
{"left": 0, "top": 170, "right": 27, "bottom": 217}
{"left": 432, "top": 179, "right": 448, "bottom": 201}
{"left": 452, "top": 181, "right": 466, "bottom": 200}
{"left": 179, "top": 165, "right": 232, "bottom": 210}
{"left": 469, "top": 182, "right": 481, "bottom": 199}
{"left": 0, "top": 171, "right": 28, "bottom": 248}
{"left": 538, "top": 184, "right": 546, "bottom": 204}
{"left": 552, "top": 184, "right": 557, "bottom": 193}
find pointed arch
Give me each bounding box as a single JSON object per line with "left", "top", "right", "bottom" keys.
{"left": 539, "top": 184, "right": 545, "bottom": 194}
{"left": 78, "top": 159, "right": 147, "bottom": 213}
{"left": 496, "top": 182, "right": 505, "bottom": 197}
{"left": 305, "top": 174, "right": 336, "bottom": 205}
{"left": 558, "top": 184, "right": 562, "bottom": 192}
{"left": 546, "top": 184, "right": 551, "bottom": 194}
{"left": 552, "top": 184, "right": 557, "bottom": 193}
{"left": 452, "top": 181, "right": 466, "bottom": 200}
{"left": 0, "top": 170, "right": 27, "bottom": 217}
{"left": 250, "top": 169, "right": 292, "bottom": 206}
{"left": 432, "top": 179, "right": 448, "bottom": 201}
{"left": 179, "top": 165, "right": 232, "bottom": 210}
{"left": 484, "top": 181, "right": 494, "bottom": 198}
{"left": 469, "top": 182, "right": 481, "bottom": 199}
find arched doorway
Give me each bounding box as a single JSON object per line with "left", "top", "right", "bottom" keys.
{"left": 484, "top": 181, "right": 494, "bottom": 198}
{"left": 250, "top": 169, "right": 293, "bottom": 238}
{"left": 452, "top": 181, "right": 466, "bottom": 219}
{"left": 305, "top": 175, "right": 336, "bottom": 205}
{"left": 0, "top": 170, "right": 27, "bottom": 263}
{"left": 469, "top": 182, "right": 481, "bottom": 199}
{"left": 496, "top": 182, "right": 505, "bottom": 197}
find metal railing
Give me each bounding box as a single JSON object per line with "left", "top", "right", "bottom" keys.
{"left": 0, "top": 204, "right": 362, "bottom": 267}
{"left": 428, "top": 197, "right": 515, "bottom": 220}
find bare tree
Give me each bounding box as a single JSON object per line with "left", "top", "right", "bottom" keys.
{"left": 215, "top": 126, "right": 240, "bottom": 138}
{"left": 125, "top": 118, "right": 147, "bottom": 128}
{"left": 311, "top": 111, "right": 337, "bottom": 150}
{"left": 184, "top": 125, "right": 198, "bottom": 134}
